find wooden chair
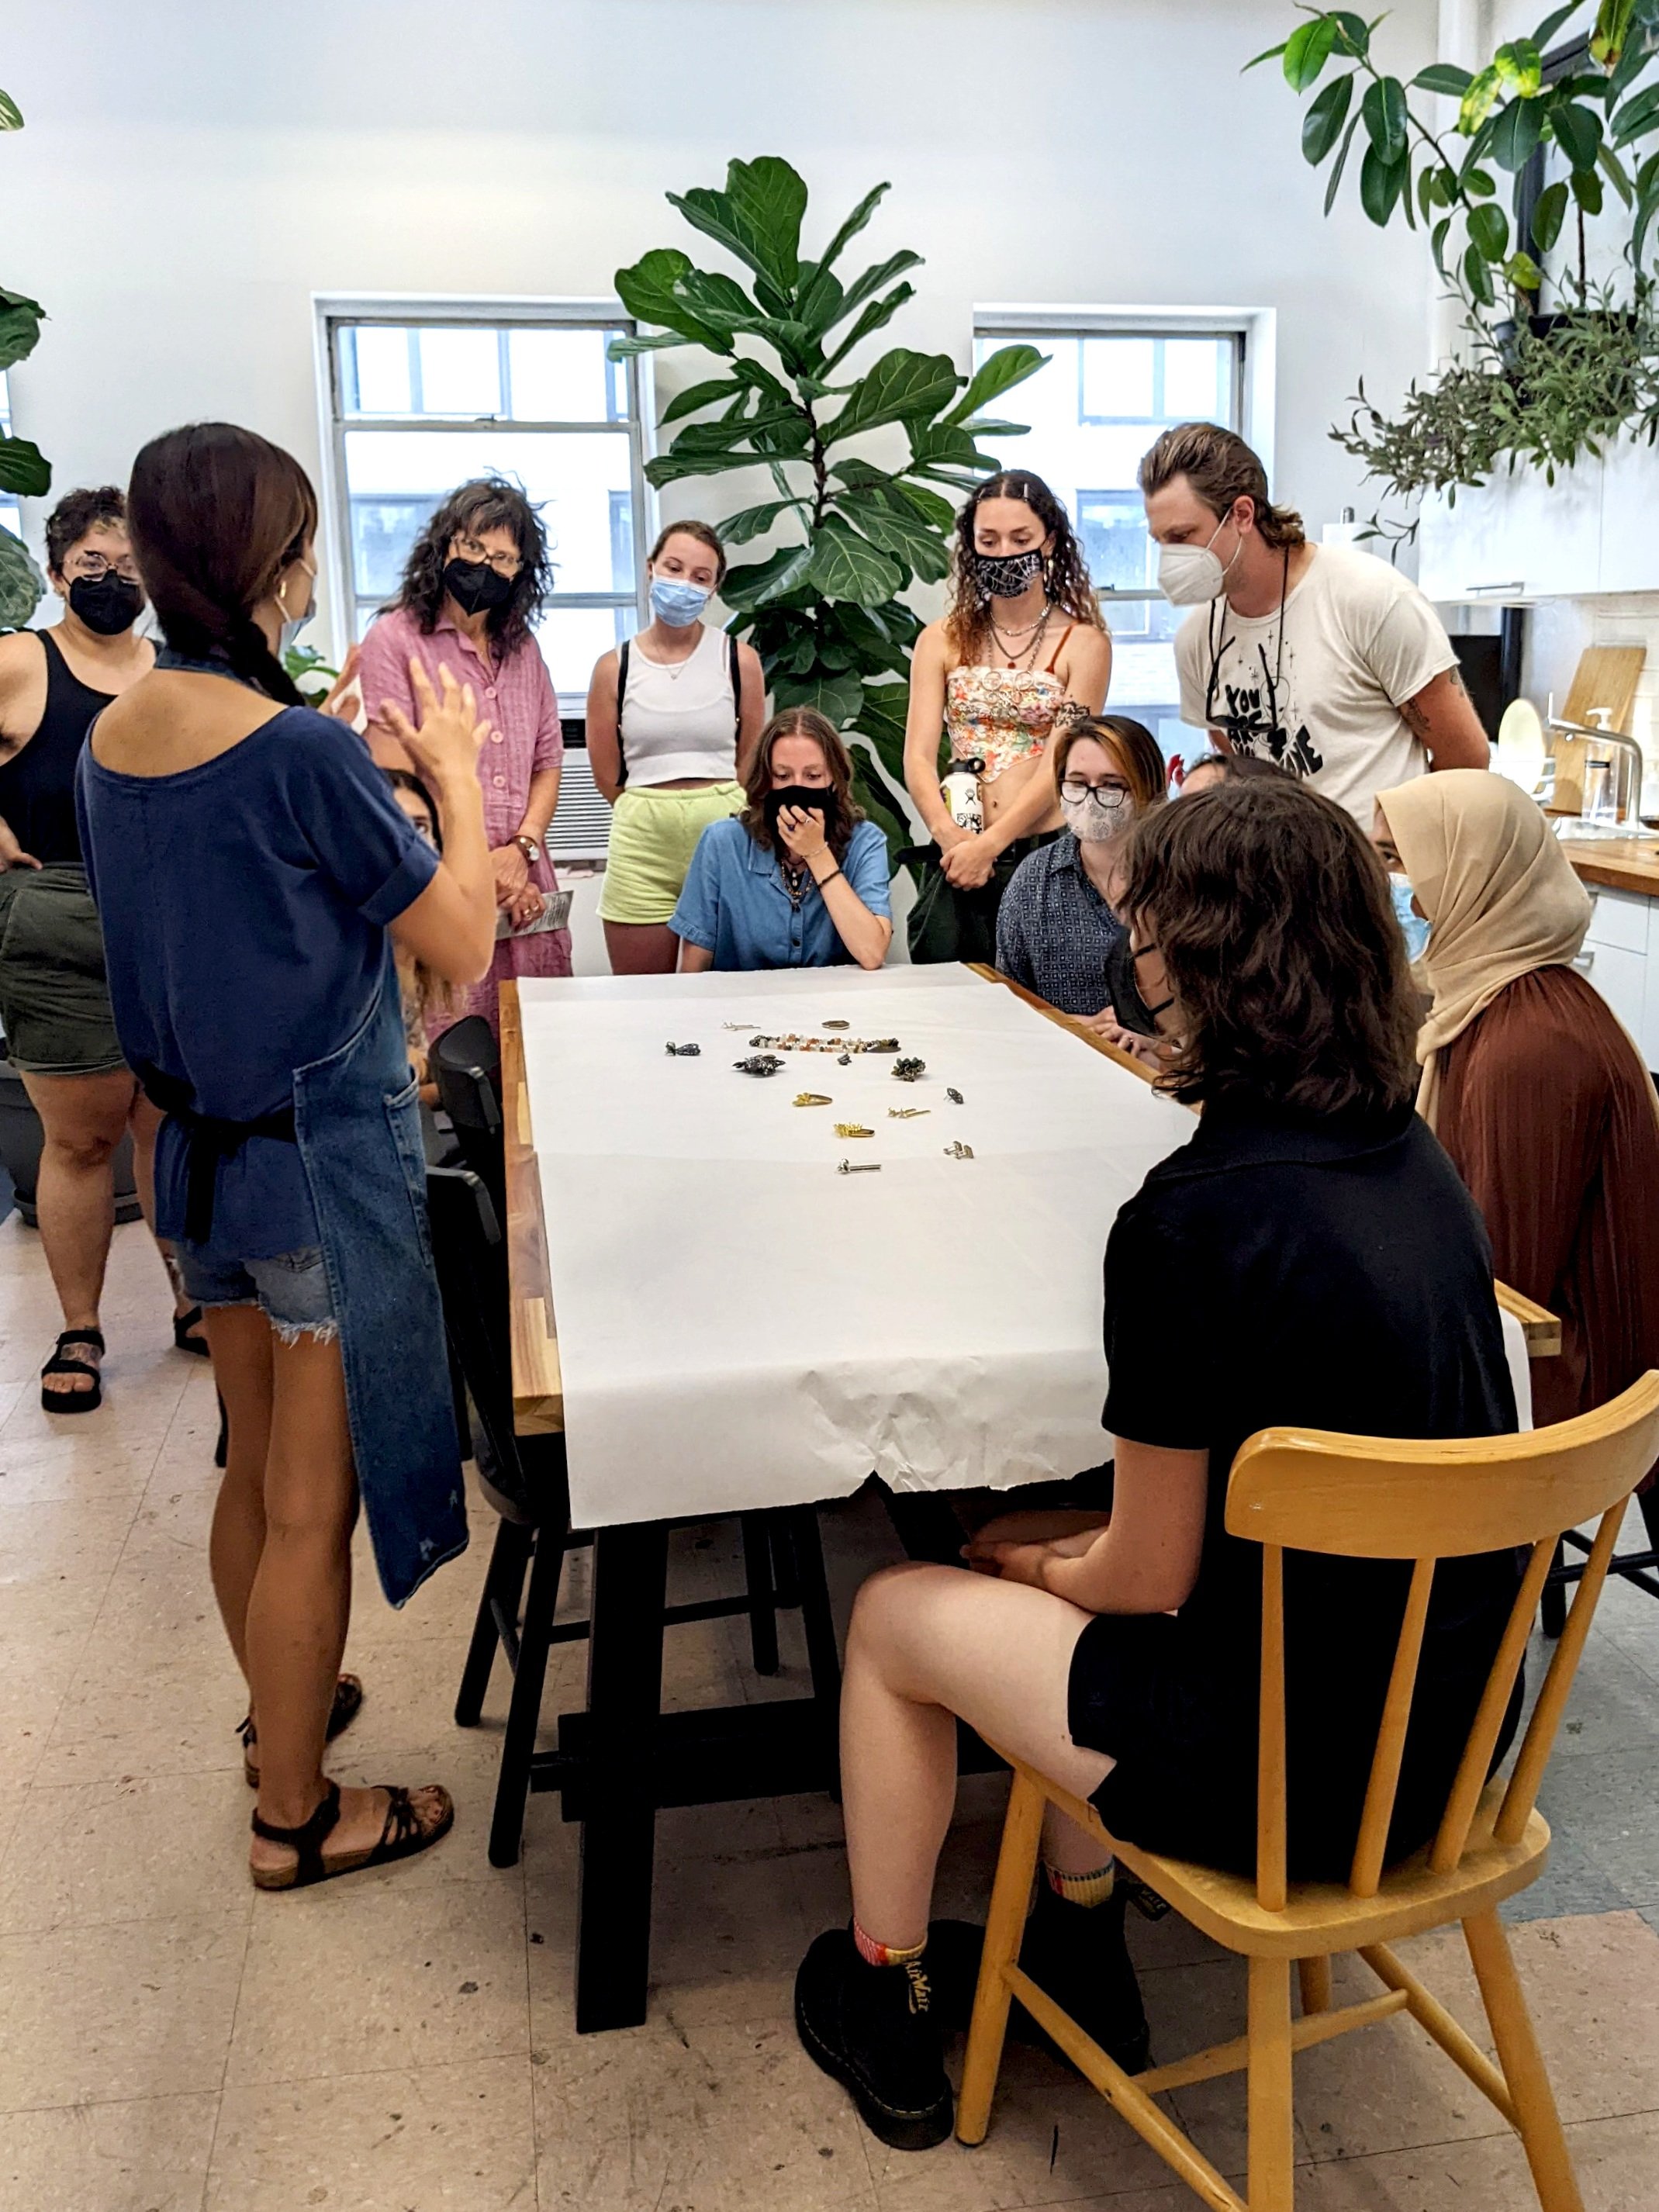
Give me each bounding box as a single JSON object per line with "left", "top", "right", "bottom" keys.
{"left": 956, "top": 1372, "right": 1659, "bottom": 2212}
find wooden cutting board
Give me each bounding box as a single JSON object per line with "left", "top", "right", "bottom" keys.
{"left": 1560, "top": 645, "right": 1646, "bottom": 735}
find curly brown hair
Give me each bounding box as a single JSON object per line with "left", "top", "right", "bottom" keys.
{"left": 45, "top": 486, "right": 127, "bottom": 576}
{"left": 738, "top": 706, "right": 865, "bottom": 862}
{"left": 389, "top": 477, "right": 552, "bottom": 658}
{"left": 1117, "top": 776, "right": 1417, "bottom": 1118}
{"left": 942, "top": 471, "right": 1103, "bottom": 660}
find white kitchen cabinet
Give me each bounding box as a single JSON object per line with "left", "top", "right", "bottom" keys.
{"left": 1416, "top": 454, "right": 1604, "bottom": 603}
{"left": 1595, "top": 429, "right": 1659, "bottom": 595}
{"left": 1581, "top": 886, "right": 1659, "bottom": 1067}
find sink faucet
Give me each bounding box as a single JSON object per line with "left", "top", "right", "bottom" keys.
{"left": 1552, "top": 712, "right": 1646, "bottom": 828}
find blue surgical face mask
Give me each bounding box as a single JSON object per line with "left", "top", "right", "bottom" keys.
{"left": 278, "top": 561, "right": 316, "bottom": 655}
{"left": 649, "top": 574, "right": 710, "bottom": 627}
{"left": 1390, "top": 874, "right": 1430, "bottom": 962}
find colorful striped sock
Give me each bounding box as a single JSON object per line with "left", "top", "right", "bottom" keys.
{"left": 1044, "top": 1859, "right": 1116, "bottom": 1908}
{"left": 853, "top": 1920, "right": 927, "bottom": 1968}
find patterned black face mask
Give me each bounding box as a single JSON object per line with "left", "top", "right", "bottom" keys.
{"left": 970, "top": 547, "right": 1046, "bottom": 599}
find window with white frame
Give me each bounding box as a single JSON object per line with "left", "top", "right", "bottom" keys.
{"left": 324, "top": 309, "right": 648, "bottom": 709}
{"left": 0, "top": 372, "right": 22, "bottom": 548}
{"left": 971, "top": 322, "right": 1246, "bottom": 763}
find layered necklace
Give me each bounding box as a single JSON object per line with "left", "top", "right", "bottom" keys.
{"left": 988, "top": 600, "right": 1053, "bottom": 671}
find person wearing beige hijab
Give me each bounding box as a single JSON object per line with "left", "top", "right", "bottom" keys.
{"left": 1374, "top": 770, "right": 1659, "bottom": 1473}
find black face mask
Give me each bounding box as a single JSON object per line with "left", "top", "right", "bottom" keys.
{"left": 764, "top": 783, "right": 838, "bottom": 837}
{"left": 442, "top": 557, "right": 516, "bottom": 616}
{"left": 970, "top": 546, "right": 1046, "bottom": 600}
{"left": 68, "top": 573, "right": 144, "bottom": 635}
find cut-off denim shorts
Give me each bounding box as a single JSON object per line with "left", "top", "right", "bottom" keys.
{"left": 175, "top": 1242, "right": 338, "bottom": 1346}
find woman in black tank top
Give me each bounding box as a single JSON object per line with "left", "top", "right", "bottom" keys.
{"left": 0, "top": 486, "right": 192, "bottom": 1412}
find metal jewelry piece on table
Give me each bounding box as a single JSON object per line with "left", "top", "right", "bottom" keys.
{"left": 887, "top": 1107, "right": 929, "bottom": 1118}
{"left": 834, "top": 1122, "right": 874, "bottom": 1139}
{"left": 664, "top": 1042, "right": 701, "bottom": 1056}
{"left": 746, "top": 1033, "right": 901, "bottom": 1055}
{"left": 793, "top": 1093, "right": 833, "bottom": 1107}
{"left": 733, "top": 1053, "right": 785, "bottom": 1077}
{"left": 838, "top": 1054, "right": 851, "bottom": 1066}
{"left": 946, "top": 1087, "right": 964, "bottom": 1104}
{"left": 944, "top": 1139, "right": 975, "bottom": 1160}
{"left": 837, "top": 1159, "right": 881, "bottom": 1173}
{"left": 891, "top": 1056, "right": 926, "bottom": 1082}
{"left": 822, "top": 1018, "right": 850, "bottom": 1029}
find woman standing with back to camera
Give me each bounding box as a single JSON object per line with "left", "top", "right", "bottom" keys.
{"left": 78, "top": 423, "right": 496, "bottom": 1890}
{"left": 586, "top": 520, "right": 766, "bottom": 975}
{"left": 903, "top": 471, "right": 1111, "bottom": 963}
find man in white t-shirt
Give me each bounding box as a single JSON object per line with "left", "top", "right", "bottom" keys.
{"left": 1139, "top": 423, "right": 1489, "bottom": 820}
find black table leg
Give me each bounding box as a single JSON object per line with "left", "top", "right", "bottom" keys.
{"left": 575, "top": 1520, "right": 670, "bottom": 2033}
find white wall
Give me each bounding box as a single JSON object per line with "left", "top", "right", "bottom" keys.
{"left": 0, "top": 0, "right": 1440, "bottom": 659}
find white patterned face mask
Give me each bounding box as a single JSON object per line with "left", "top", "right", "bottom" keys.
{"left": 1060, "top": 781, "right": 1133, "bottom": 842}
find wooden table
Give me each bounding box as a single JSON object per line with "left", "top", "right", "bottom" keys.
{"left": 1562, "top": 835, "right": 1659, "bottom": 901}
{"left": 496, "top": 971, "right": 1560, "bottom": 2031}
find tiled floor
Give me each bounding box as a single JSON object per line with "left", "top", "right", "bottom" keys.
{"left": 4, "top": 1215, "right": 1659, "bottom": 2210}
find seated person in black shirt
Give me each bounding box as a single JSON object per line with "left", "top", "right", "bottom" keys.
{"left": 795, "top": 776, "right": 1524, "bottom": 2153}
{"left": 994, "top": 714, "right": 1165, "bottom": 1024}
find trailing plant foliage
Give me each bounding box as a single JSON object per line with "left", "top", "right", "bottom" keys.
{"left": 609, "top": 157, "right": 1044, "bottom": 864}
{"left": 0, "top": 85, "right": 47, "bottom": 630}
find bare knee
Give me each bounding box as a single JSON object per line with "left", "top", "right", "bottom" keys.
{"left": 43, "top": 1127, "right": 119, "bottom": 1173}
{"left": 261, "top": 1485, "right": 357, "bottom": 1554}
{"left": 848, "top": 1560, "right": 959, "bottom": 1674}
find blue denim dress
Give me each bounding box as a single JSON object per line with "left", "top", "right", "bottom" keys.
{"left": 77, "top": 653, "right": 468, "bottom": 1606}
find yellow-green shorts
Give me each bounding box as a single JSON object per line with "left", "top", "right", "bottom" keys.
{"left": 599, "top": 782, "right": 745, "bottom": 927}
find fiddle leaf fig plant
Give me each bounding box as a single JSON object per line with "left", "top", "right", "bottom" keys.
{"left": 610, "top": 157, "right": 1046, "bottom": 867}
{"left": 0, "top": 85, "right": 49, "bottom": 631}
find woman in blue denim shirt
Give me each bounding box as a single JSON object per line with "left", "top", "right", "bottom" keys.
{"left": 78, "top": 424, "right": 497, "bottom": 1891}
{"left": 671, "top": 707, "right": 893, "bottom": 972}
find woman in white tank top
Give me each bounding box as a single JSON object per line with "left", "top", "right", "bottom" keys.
{"left": 586, "top": 522, "right": 766, "bottom": 974}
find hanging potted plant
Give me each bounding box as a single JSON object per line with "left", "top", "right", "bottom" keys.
{"left": 1250, "top": 2, "right": 1659, "bottom": 534}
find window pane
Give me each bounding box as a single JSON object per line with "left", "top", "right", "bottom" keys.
{"left": 417, "top": 329, "right": 501, "bottom": 417}
{"left": 350, "top": 496, "right": 430, "bottom": 598}
{"left": 506, "top": 328, "right": 623, "bottom": 421}
{"left": 1078, "top": 490, "right": 1154, "bottom": 594}
{"left": 534, "top": 604, "right": 640, "bottom": 699}
{"left": 1080, "top": 337, "right": 1153, "bottom": 421}
{"left": 341, "top": 427, "right": 634, "bottom": 593}
{"left": 345, "top": 327, "right": 412, "bottom": 416}
{"left": 1163, "top": 337, "right": 1228, "bottom": 421}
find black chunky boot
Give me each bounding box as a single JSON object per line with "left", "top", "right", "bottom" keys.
{"left": 1017, "top": 1879, "right": 1151, "bottom": 2074}
{"left": 794, "top": 1927, "right": 954, "bottom": 2151}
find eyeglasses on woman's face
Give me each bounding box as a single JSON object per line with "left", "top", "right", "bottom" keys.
{"left": 451, "top": 531, "right": 522, "bottom": 578}
{"left": 64, "top": 550, "right": 141, "bottom": 584}
{"left": 1059, "top": 776, "right": 1132, "bottom": 806}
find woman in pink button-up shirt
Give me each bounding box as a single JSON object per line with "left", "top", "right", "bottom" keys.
{"left": 361, "top": 478, "right": 573, "bottom": 1031}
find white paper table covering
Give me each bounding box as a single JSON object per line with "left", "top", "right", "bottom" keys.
{"left": 520, "top": 965, "right": 1197, "bottom": 1527}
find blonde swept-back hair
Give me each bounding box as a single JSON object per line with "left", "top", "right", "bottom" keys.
{"left": 1137, "top": 423, "right": 1306, "bottom": 551}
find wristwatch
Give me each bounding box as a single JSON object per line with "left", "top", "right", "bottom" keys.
{"left": 513, "top": 834, "right": 542, "bottom": 865}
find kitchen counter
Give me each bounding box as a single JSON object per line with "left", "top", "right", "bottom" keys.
{"left": 1560, "top": 836, "right": 1659, "bottom": 898}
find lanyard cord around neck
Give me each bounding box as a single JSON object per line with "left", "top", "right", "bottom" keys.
{"left": 1204, "top": 545, "right": 1291, "bottom": 731}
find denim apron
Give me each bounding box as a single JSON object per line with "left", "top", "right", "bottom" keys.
{"left": 140, "top": 647, "right": 468, "bottom": 1608}
{"left": 294, "top": 952, "right": 469, "bottom": 1607}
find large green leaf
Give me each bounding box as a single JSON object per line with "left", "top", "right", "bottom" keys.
{"left": 835, "top": 248, "right": 925, "bottom": 325}
{"left": 942, "top": 342, "right": 1046, "bottom": 428}
{"left": 667, "top": 404, "right": 801, "bottom": 457}
{"left": 1284, "top": 16, "right": 1339, "bottom": 91}
{"left": 676, "top": 268, "right": 767, "bottom": 337}
{"left": 667, "top": 156, "right": 810, "bottom": 292}
{"left": 1324, "top": 112, "right": 1363, "bottom": 213}
{"left": 1303, "top": 72, "right": 1353, "bottom": 164}
{"left": 1493, "top": 39, "right": 1542, "bottom": 98}
{"left": 1532, "top": 176, "right": 1571, "bottom": 251}
{"left": 0, "top": 436, "right": 50, "bottom": 498}
{"left": 829, "top": 349, "right": 960, "bottom": 443}
{"left": 720, "top": 541, "right": 816, "bottom": 610}
{"left": 807, "top": 514, "right": 903, "bottom": 603}
{"left": 1612, "top": 83, "right": 1659, "bottom": 147}
{"left": 607, "top": 331, "right": 700, "bottom": 358}
{"left": 614, "top": 247, "right": 733, "bottom": 352}
{"left": 833, "top": 488, "right": 951, "bottom": 582}
{"left": 1359, "top": 143, "right": 1408, "bottom": 225}
{"left": 1360, "top": 75, "right": 1408, "bottom": 161}
{"left": 1550, "top": 99, "right": 1602, "bottom": 172}
{"left": 1467, "top": 201, "right": 1510, "bottom": 260}
{"left": 1412, "top": 63, "right": 1474, "bottom": 95}
{"left": 0, "top": 289, "right": 43, "bottom": 372}
{"left": 1459, "top": 64, "right": 1504, "bottom": 134}
{"left": 1489, "top": 97, "right": 1546, "bottom": 171}
{"left": 794, "top": 265, "right": 845, "bottom": 337}
{"left": 1530, "top": 3, "right": 1582, "bottom": 51}
{"left": 821, "top": 284, "right": 918, "bottom": 372}
{"left": 0, "top": 90, "right": 22, "bottom": 132}
{"left": 883, "top": 475, "right": 956, "bottom": 531}
{"left": 1571, "top": 163, "right": 1605, "bottom": 213}
{"left": 847, "top": 744, "right": 914, "bottom": 874}
{"left": 644, "top": 448, "right": 762, "bottom": 489}
{"left": 771, "top": 666, "right": 865, "bottom": 723}
{"left": 813, "top": 181, "right": 891, "bottom": 279}
{"left": 717, "top": 495, "right": 808, "bottom": 546}
{"left": 0, "top": 524, "right": 43, "bottom": 630}
{"left": 659, "top": 375, "right": 745, "bottom": 425}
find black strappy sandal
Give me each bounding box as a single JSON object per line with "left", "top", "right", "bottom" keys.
{"left": 250, "top": 1776, "right": 454, "bottom": 1892}
{"left": 238, "top": 1673, "right": 364, "bottom": 1788}
{"left": 40, "top": 1328, "right": 105, "bottom": 1414}
{"left": 173, "top": 1305, "right": 210, "bottom": 1357}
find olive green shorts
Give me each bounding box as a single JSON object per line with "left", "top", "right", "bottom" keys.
{"left": 0, "top": 864, "right": 126, "bottom": 1077}
{"left": 599, "top": 782, "right": 745, "bottom": 927}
